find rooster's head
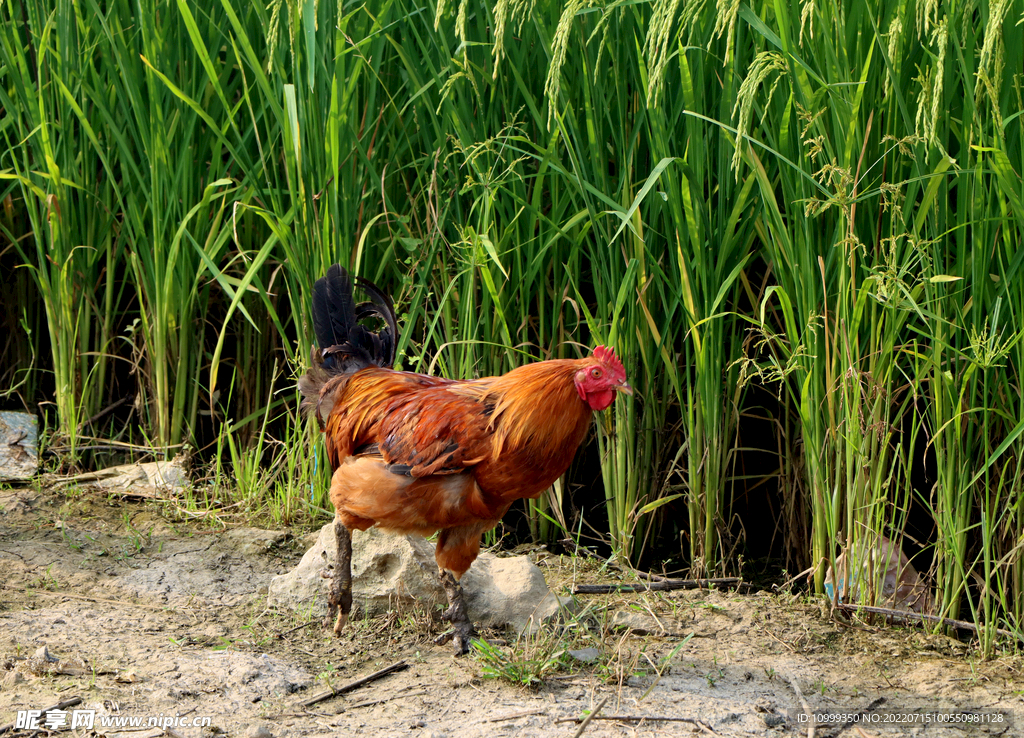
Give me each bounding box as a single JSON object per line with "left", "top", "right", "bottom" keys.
{"left": 574, "top": 345, "right": 633, "bottom": 410}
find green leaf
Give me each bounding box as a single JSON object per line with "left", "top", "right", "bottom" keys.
{"left": 638, "top": 494, "right": 684, "bottom": 516}
{"left": 609, "top": 157, "right": 677, "bottom": 245}
{"left": 303, "top": 0, "right": 317, "bottom": 90}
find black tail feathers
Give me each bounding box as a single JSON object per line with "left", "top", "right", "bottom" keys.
{"left": 311, "top": 264, "right": 398, "bottom": 374}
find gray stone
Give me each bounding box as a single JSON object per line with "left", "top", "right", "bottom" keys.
{"left": 567, "top": 647, "right": 600, "bottom": 663}
{"left": 2, "top": 670, "right": 25, "bottom": 687}
{"left": 269, "top": 524, "right": 442, "bottom": 619}
{"left": 610, "top": 609, "right": 663, "bottom": 633}
{"left": 825, "top": 534, "right": 934, "bottom": 613}
{"left": 0, "top": 411, "right": 38, "bottom": 481}
{"left": 462, "top": 553, "right": 570, "bottom": 633}
{"left": 87, "top": 458, "right": 189, "bottom": 494}
{"left": 225, "top": 527, "right": 289, "bottom": 556}
{"left": 245, "top": 725, "right": 272, "bottom": 738}
{"left": 268, "top": 523, "right": 567, "bottom": 633}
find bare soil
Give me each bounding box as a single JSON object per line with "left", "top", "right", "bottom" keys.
{"left": 0, "top": 483, "right": 1020, "bottom": 737}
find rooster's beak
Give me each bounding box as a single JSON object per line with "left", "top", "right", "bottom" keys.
{"left": 616, "top": 381, "right": 634, "bottom": 396}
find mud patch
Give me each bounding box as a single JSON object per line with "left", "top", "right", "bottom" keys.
{"left": 0, "top": 484, "right": 1020, "bottom": 737}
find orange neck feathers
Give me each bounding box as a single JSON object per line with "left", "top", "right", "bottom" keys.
{"left": 486, "top": 360, "right": 592, "bottom": 458}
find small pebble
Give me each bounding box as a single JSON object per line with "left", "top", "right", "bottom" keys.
{"left": 246, "top": 725, "right": 272, "bottom": 738}
{"left": 567, "top": 647, "right": 600, "bottom": 664}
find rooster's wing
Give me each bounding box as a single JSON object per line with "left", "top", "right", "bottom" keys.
{"left": 376, "top": 384, "right": 495, "bottom": 477}
{"left": 324, "top": 370, "right": 496, "bottom": 477}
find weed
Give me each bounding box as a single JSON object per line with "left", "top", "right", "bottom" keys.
{"left": 704, "top": 656, "right": 726, "bottom": 688}
{"left": 31, "top": 565, "right": 60, "bottom": 591}
{"left": 473, "top": 636, "right": 566, "bottom": 687}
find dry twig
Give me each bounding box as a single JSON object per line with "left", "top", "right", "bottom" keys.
{"left": 347, "top": 690, "right": 427, "bottom": 710}
{"left": 556, "top": 715, "right": 714, "bottom": 726}
{"left": 572, "top": 696, "right": 609, "bottom": 738}
{"left": 828, "top": 697, "right": 887, "bottom": 737}
{"left": 26, "top": 588, "right": 172, "bottom": 612}
{"left": 485, "top": 709, "right": 547, "bottom": 723}
{"left": 0, "top": 697, "right": 82, "bottom": 735}
{"left": 787, "top": 673, "right": 814, "bottom": 738}
{"left": 274, "top": 621, "right": 316, "bottom": 639}
{"left": 573, "top": 578, "right": 741, "bottom": 594}
{"left": 835, "top": 603, "right": 1022, "bottom": 642}
{"left": 300, "top": 661, "right": 408, "bottom": 708}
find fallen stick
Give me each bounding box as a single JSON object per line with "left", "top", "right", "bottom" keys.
{"left": 0, "top": 697, "right": 82, "bottom": 735}
{"left": 830, "top": 697, "right": 887, "bottom": 737}
{"left": 347, "top": 690, "right": 427, "bottom": 710}
{"left": 26, "top": 588, "right": 171, "bottom": 612}
{"left": 835, "top": 603, "right": 1022, "bottom": 642}
{"left": 573, "top": 578, "right": 741, "bottom": 594}
{"left": 299, "top": 661, "right": 408, "bottom": 707}
{"left": 572, "top": 696, "right": 609, "bottom": 738}
{"left": 274, "top": 621, "right": 316, "bottom": 639}
{"left": 786, "top": 672, "right": 814, "bottom": 738}
{"left": 486, "top": 708, "right": 547, "bottom": 723}
{"left": 555, "top": 715, "right": 712, "bottom": 725}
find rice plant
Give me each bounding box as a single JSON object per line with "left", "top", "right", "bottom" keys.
{"left": 2, "top": 0, "right": 1023, "bottom": 656}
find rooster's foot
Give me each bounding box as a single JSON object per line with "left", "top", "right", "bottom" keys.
{"left": 434, "top": 618, "right": 477, "bottom": 655}
{"left": 436, "top": 569, "right": 477, "bottom": 655}
{"left": 324, "top": 520, "right": 353, "bottom": 636}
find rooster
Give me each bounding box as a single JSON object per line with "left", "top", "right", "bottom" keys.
{"left": 299, "top": 265, "right": 631, "bottom": 654}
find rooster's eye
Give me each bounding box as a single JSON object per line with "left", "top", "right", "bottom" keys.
{"left": 590, "top": 367, "right": 603, "bottom": 379}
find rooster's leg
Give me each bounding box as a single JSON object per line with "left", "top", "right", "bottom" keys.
{"left": 434, "top": 569, "right": 477, "bottom": 655}
{"left": 324, "top": 518, "right": 352, "bottom": 634}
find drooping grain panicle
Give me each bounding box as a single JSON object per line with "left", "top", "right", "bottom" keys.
{"left": 645, "top": 0, "right": 705, "bottom": 106}
{"left": 883, "top": 12, "right": 903, "bottom": 98}
{"left": 712, "top": 0, "right": 740, "bottom": 49}
{"left": 491, "top": 0, "right": 535, "bottom": 77}
{"left": 543, "top": 0, "right": 590, "bottom": 128}
{"left": 731, "top": 52, "right": 788, "bottom": 177}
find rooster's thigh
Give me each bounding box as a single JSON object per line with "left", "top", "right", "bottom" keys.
{"left": 435, "top": 521, "right": 500, "bottom": 579}
{"left": 329, "top": 456, "right": 484, "bottom": 536}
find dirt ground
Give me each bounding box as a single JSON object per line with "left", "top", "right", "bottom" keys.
{"left": 0, "top": 483, "right": 1020, "bottom": 737}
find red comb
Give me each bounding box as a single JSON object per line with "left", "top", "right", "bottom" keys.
{"left": 593, "top": 345, "right": 626, "bottom": 380}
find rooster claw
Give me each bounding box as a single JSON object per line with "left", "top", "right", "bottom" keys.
{"left": 332, "top": 610, "right": 348, "bottom": 635}
{"left": 434, "top": 621, "right": 477, "bottom": 656}
{"left": 322, "top": 605, "right": 348, "bottom": 635}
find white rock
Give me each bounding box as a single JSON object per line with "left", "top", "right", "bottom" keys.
{"left": 0, "top": 411, "right": 38, "bottom": 481}
{"left": 246, "top": 725, "right": 272, "bottom": 738}
{"left": 268, "top": 524, "right": 442, "bottom": 619}
{"left": 92, "top": 459, "right": 189, "bottom": 493}
{"left": 61, "top": 456, "right": 190, "bottom": 497}
{"left": 268, "top": 524, "right": 567, "bottom": 633}
{"left": 567, "top": 647, "right": 600, "bottom": 663}
{"left": 462, "top": 554, "right": 569, "bottom": 633}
